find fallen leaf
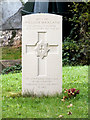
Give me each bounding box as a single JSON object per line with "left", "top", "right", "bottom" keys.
{"left": 67, "top": 104, "right": 73, "bottom": 108}
{"left": 70, "top": 104, "right": 73, "bottom": 107}
{"left": 67, "top": 111, "right": 72, "bottom": 115}
{"left": 58, "top": 115, "right": 63, "bottom": 118}
{"left": 61, "top": 99, "right": 65, "bottom": 102}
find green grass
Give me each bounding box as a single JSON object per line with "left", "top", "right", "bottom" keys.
{"left": 1, "top": 66, "right": 88, "bottom": 118}
{"left": 0, "top": 46, "right": 21, "bottom": 60}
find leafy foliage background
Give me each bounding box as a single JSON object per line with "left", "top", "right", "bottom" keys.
{"left": 63, "top": 2, "right": 90, "bottom": 66}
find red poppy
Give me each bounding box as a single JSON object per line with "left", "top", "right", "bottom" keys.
{"left": 76, "top": 90, "right": 79, "bottom": 94}
{"left": 71, "top": 88, "right": 76, "bottom": 93}
{"left": 68, "top": 89, "right": 71, "bottom": 93}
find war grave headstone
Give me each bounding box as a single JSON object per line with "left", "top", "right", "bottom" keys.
{"left": 22, "top": 13, "right": 62, "bottom": 96}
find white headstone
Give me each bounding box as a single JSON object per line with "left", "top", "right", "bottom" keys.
{"left": 22, "top": 13, "right": 62, "bottom": 96}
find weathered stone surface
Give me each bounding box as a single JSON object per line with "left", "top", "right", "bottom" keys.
{"left": 0, "top": 30, "right": 22, "bottom": 46}
{"left": 0, "top": 62, "right": 5, "bottom": 74}
{"left": 0, "top": 2, "right": 2, "bottom": 28}
{"left": 2, "top": 8, "right": 22, "bottom": 30}
{"left": 2, "top": 0, "right": 22, "bottom": 24}
{"left": 0, "top": 59, "right": 21, "bottom": 71}
{"left": 0, "top": 0, "right": 28, "bottom": 30}
{"left": 0, "top": 59, "right": 22, "bottom": 74}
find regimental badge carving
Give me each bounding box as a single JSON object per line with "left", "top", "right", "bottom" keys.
{"left": 35, "top": 41, "right": 50, "bottom": 59}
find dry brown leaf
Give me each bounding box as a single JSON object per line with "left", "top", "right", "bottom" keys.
{"left": 67, "top": 111, "right": 72, "bottom": 115}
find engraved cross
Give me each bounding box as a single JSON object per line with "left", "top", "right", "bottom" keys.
{"left": 26, "top": 32, "right": 58, "bottom": 76}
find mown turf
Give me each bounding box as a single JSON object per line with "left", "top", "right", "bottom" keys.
{"left": 1, "top": 46, "right": 21, "bottom": 60}
{"left": 1, "top": 66, "right": 88, "bottom": 118}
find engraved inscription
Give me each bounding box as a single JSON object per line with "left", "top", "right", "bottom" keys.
{"left": 25, "top": 78, "right": 60, "bottom": 89}
{"left": 24, "top": 16, "right": 61, "bottom": 30}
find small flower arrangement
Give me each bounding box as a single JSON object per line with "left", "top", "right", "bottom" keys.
{"left": 61, "top": 88, "right": 80, "bottom": 101}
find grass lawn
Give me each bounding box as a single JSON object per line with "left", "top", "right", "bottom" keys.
{"left": 1, "top": 66, "right": 88, "bottom": 118}
{"left": 0, "top": 46, "right": 21, "bottom": 60}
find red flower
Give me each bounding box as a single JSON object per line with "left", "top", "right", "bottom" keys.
{"left": 76, "top": 90, "right": 79, "bottom": 94}
{"left": 71, "top": 88, "right": 76, "bottom": 93}
{"left": 68, "top": 89, "right": 71, "bottom": 93}
{"left": 63, "top": 88, "right": 80, "bottom": 100}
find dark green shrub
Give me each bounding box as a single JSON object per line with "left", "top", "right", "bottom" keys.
{"left": 63, "top": 2, "right": 90, "bottom": 66}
